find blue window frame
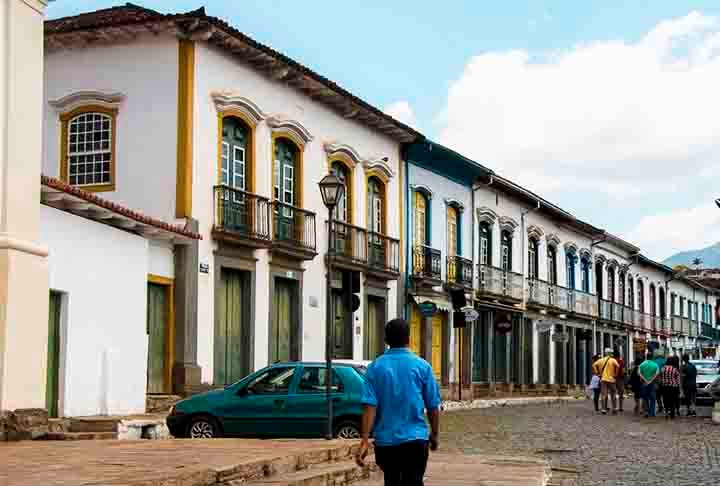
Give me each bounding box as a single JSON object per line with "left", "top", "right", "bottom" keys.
{"left": 580, "top": 256, "right": 591, "bottom": 293}
{"left": 566, "top": 250, "right": 577, "bottom": 289}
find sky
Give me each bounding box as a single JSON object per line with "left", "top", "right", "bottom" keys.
{"left": 48, "top": 1, "right": 720, "bottom": 261}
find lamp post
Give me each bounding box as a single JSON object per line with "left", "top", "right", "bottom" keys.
{"left": 318, "top": 173, "right": 345, "bottom": 440}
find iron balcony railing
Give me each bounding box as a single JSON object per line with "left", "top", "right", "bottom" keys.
{"left": 272, "top": 200, "right": 316, "bottom": 253}
{"left": 574, "top": 289, "right": 598, "bottom": 317}
{"left": 368, "top": 231, "right": 400, "bottom": 274}
{"left": 213, "top": 185, "right": 271, "bottom": 241}
{"left": 600, "top": 299, "right": 612, "bottom": 321}
{"left": 412, "top": 245, "right": 442, "bottom": 280}
{"left": 447, "top": 255, "right": 473, "bottom": 288}
{"left": 328, "top": 220, "right": 367, "bottom": 265}
{"left": 689, "top": 320, "right": 698, "bottom": 338}
{"left": 478, "top": 264, "right": 523, "bottom": 300}
{"left": 701, "top": 323, "right": 714, "bottom": 339}
{"left": 671, "top": 316, "right": 682, "bottom": 334}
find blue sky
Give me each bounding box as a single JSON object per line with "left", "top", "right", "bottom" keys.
{"left": 48, "top": 1, "right": 720, "bottom": 260}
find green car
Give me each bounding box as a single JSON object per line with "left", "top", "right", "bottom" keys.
{"left": 166, "top": 362, "right": 367, "bottom": 439}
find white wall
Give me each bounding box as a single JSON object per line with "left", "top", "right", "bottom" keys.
{"left": 43, "top": 35, "right": 179, "bottom": 222}
{"left": 149, "top": 242, "right": 174, "bottom": 279}
{"left": 193, "top": 42, "right": 403, "bottom": 382}
{"left": 40, "top": 206, "right": 149, "bottom": 417}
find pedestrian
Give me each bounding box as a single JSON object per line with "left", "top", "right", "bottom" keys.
{"left": 588, "top": 354, "right": 601, "bottom": 412}
{"left": 659, "top": 355, "right": 681, "bottom": 420}
{"left": 680, "top": 354, "right": 697, "bottom": 417}
{"left": 357, "top": 318, "right": 441, "bottom": 486}
{"left": 639, "top": 353, "right": 660, "bottom": 418}
{"left": 628, "top": 356, "right": 644, "bottom": 415}
{"left": 593, "top": 348, "right": 619, "bottom": 415}
{"left": 613, "top": 350, "right": 625, "bottom": 412}
{"left": 654, "top": 353, "right": 666, "bottom": 414}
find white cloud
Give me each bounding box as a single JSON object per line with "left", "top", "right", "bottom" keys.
{"left": 437, "top": 11, "right": 720, "bottom": 200}
{"left": 383, "top": 100, "right": 416, "bottom": 128}
{"left": 625, "top": 203, "right": 720, "bottom": 261}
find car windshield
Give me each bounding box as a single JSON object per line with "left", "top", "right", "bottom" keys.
{"left": 353, "top": 365, "right": 367, "bottom": 376}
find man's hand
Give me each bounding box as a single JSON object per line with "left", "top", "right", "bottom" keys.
{"left": 429, "top": 434, "right": 439, "bottom": 451}
{"left": 356, "top": 438, "right": 370, "bottom": 466}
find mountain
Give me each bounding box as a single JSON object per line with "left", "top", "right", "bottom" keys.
{"left": 663, "top": 242, "right": 720, "bottom": 268}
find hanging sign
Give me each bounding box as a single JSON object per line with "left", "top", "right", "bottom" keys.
{"left": 199, "top": 263, "right": 210, "bottom": 274}
{"left": 464, "top": 309, "right": 479, "bottom": 322}
{"left": 418, "top": 301, "right": 438, "bottom": 317}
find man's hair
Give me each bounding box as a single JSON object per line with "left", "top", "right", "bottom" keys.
{"left": 646, "top": 353, "right": 654, "bottom": 361}
{"left": 682, "top": 354, "right": 690, "bottom": 363}
{"left": 385, "top": 318, "right": 410, "bottom": 348}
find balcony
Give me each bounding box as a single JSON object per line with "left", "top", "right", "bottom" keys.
{"left": 671, "top": 316, "right": 682, "bottom": 334}
{"left": 573, "top": 290, "right": 598, "bottom": 317}
{"left": 367, "top": 231, "right": 400, "bottom": 278}
{"left": 446, "top": 256, "right": 473, "bottom": 290}
{"left": 271, "top": 201, "right": 317, "bottom": 260}
{"left": 212, "top": 185, "right": 271, "bottom": 248}
{"left": 328, "top": 221, "right": 367, "bottom": 270}
{"left": 478, "top": 264, "right": 523, "bottom": 301}
{"left": 412, "top": 245, "right": 442, "bottom": 285}
{"left": 689, "top": 320, "right": 698, "bottom": 338}
{"left": 599, "top": 299, "right": 612, "bottom": 321}
{"left": 701, "top": 323, "right": 714, "bottom": 339}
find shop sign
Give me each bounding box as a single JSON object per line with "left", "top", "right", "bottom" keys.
{"left": 464, "top": 309, "right": 479, "bottom": 322}
{"left": 418, "top": 301, "right": 438, "bottom": 317}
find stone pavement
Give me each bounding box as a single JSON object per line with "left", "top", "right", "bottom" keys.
{"left": 440, "top": 399, "right": 720, "bottom": 485}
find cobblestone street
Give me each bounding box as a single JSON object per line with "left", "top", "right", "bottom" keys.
{"left": 440, "top": 400, "right": 720, "bottom": 485}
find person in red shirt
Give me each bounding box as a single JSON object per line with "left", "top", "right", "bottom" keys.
{"left": 614, "top": 350, "right": 626, "bottom": 413}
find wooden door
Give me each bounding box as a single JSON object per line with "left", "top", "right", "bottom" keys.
{"left": 431, "top": 313, "right": 444, "bottom": 381}
{"left": 409, "top": 304, "right": 422, "bottom": 355}
{"left": 365, "top": 296, "right": 385, "bottom": 359}
{"left": 332, "top": 290, "right": 352, "bottom": 359}
{"left": 215, "top": 268, "right": 248, "bottom": 385}
{"left": 46, "top": 291, "right": 62, "bottom": 417}
{"left": 272, "top": 278, "right": 296, "bottom": 362}
{"left": 147, "top": 283, "right": 168, "bottom": 394}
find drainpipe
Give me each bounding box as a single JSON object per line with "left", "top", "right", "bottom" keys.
{"left": 520, "top": 200, "right": 541, "bottom": 309}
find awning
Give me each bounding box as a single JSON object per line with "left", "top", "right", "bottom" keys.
{"left": 410, "top": 293, "right": 452, "bottom": 313}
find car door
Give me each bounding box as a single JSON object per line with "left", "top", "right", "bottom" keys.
{"left": 219, "top": 365, "right": 297, "bottom": 437}
{"left": 285, "top": 365, "right": 345, "bottom": 437}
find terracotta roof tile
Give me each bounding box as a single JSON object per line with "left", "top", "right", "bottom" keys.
{"left": 41, "top": 175, "right": 202, "bottom": 240}
{"left": 45, "top": 3, "right": 165, "bottom": 35}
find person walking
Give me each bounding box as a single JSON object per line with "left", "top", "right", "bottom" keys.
{"left": 589, "top": 354, "right": 601, "bottom": 412}
{"left": 654, "top": 353, "right": 666, "bottom": 414}
{"left": 357, "top": 318, "right": 441, "bottom": 486}
{"left": 593, "top": 348, "right": 619, "bottom": 415}
{"left": 628, "top": 356, "right": 644, "bottom": 415}
{"left": 639, "top": 353, "right": 660, "bottom": 418}
{"left": 614, "top": 350, "right": 626, "bottom": 412}
{"left": 680, "top": 354, "right": 697, "bottom": 417}
{"left": 659, "top": 356, "right": 681, "bottom": 419}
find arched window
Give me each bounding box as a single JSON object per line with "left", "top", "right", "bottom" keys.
{"left": 595, "top": 261, "right": 604, "bottom": 298}
{"left": 566, "top": 249, "right": 577, "bottom": 289}
{"left": 501, "top": 230, "right": 513, "bottom": 271}
{"left": 607, "top": 266, "right": 615, "bottom": 302}
{"left": 618, "top": 272, "right": 626, "bottom": 305}
{"left": 221, "top": 116, "right": 250, "bottom": 191}
{"left": 547, "top": 245, "right": 557, "bottom": 285}
{"left": 479, "top": 222, "right": 492, "bottom": 266}
{"left": 637, "top": 280, "right": 645, "bottom": 313}
{"left": 627, "top": 276, "right": 634, "bottom": 309}
{"left": 330, "top": 161, "right": 351, "bottom": 223}
{"left": 62, "top": 107, "right": 116, "bottom": 190}
{"left": 414, "top": 191, "right": 429, "bottom": 246}
{"left": 581, "top": 256, "right": 591, "bottom": 293}
{"left": 649, "top": 284, "right": 657, "bottom": 316}
{"left": 528, "top": 237, "right": 539, "bottom": 279}
{"left": 274, "top": 137, "right": 299, "bottom": 207}
{"left": 447, "top": 205, "right": 459, "bottom": 257}
{"left": 659, "top": 287, "right": 666, "bottom": 318}
{"left": 368, "top": 177, "right": 385, "bottom": 235}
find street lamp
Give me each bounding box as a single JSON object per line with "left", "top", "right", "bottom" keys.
{"left": 318, "top": 173, "right": 345, "bottom": 440}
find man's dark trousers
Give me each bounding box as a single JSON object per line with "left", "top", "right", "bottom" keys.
{"left": 374, "top": 440, "right": 429, "bottom": 486}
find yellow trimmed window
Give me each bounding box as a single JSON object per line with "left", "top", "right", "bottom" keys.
{"left": 61, "top": 105, "right": 117, "bottom": 191}
{"left": 414, "top": 191, "right": 427, "bottom": 246}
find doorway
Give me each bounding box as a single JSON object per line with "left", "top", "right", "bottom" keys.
{"left": 46, "top": 291, "right": 62, "bottom": 417}
{"left": 147, "top": 277, "right": 174, "bottom": 394}
{"left": 215, "top": 268, "right": 251, "bottom": 385}
{"left": 409, "top": 303, "right": 422, "bottom": 355}
{"left": 365, "top": 296, "right": 386, "bottom": 359}
{"left": 271, "top": 277, "right": 299, "bottom": 362}
{"left": 431, "top": 312, "right": 445, "bottom": 382}
{"left": 332, "top": 289, "right": 353, "bottom": 359}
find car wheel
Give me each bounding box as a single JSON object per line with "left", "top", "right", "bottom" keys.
{"left": 334, "top": 420, "right": 361, "bottom": 439}
{"left": 186, "top": 415, "right": 220, "bottom": 439}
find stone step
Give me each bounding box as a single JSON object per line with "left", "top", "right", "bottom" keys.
{"left": 43, "top": 431, "right": 118, "bottom": 440}
{"left": 146, "top": 394, "right": 182, "bottom": 413}
{"left": 69, "top": 417, "right": 119, "bottom": 433}
{"left": 239, "top": 459, "right": 377, "bottom": 486}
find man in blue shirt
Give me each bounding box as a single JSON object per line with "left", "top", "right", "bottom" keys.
{"left": 356, "top": 318, "right": 441, "bottom": 486}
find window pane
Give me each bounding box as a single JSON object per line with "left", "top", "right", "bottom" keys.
{"left": 246, "top": 367, "right": 296, "bottom": 395}
{"left": 297, "top": 367, "right": 342, "bottom": 393}
{"left": 67, "top": 112, "right": 112, "bottom": 186}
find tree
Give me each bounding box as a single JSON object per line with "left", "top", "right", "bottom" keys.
{"left": 673, "top": 264, "right": 689, "bottom": 274}
{"left": 692, "top": 257, "right": 703, "bottom": 270}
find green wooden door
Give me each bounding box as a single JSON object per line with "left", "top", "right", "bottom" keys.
{"left": 215, "top": 268, "right": 249, "bottom": 385}
{"left": 365, "top": 296, "right": 385, "bottom": 359}
{"left": 274, "top": 138, "right": 298, "bottom": 241}
{"left": 147, "top": 283, "right": 167, "bottom": 394}
{"left": 46, "top": 291, "right": 62, "bottom": 417}
{"left": 332, "top": 290, "right": 352, "bottom": 359}
{"left": 272, "top": 278, "right": 296, "bottom": 362}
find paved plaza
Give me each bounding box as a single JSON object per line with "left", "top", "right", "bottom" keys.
{"left": 440, "top": 400, "right": 720, "bottom": 485}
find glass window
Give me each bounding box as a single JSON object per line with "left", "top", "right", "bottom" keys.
{"left": 414, "top": 191, "right": 428, "bottom": 246}
{"left": 547, "top": 245, "right": 557, "bottom": 284}
{"left": 619, "top": 273, "right": 626, "bottom": 305}
{"left": 245, "top": 366, "right": 296, "bottom": 395}
{"left": 331, "top": 162, "right": 349, "bottom": 222}
{"left": 638, "top": 281, "right": 645, "bottom": 313}
{"left": 66, "top": 111, "right": 112, "bottom": 186}
{"left": 581, "top": 257, "right": 591, "bottom": 293}
{"left": 447, "top": 206, "right": 458, "bottom": 257}
{"left": 274, "top": 138, "right": 298, "bottom": 208}
{"left": 528, "top": 238, "right": 539, "bottom": 279}
{"left": 628, "top": 278, "right": 634, "bottom": 309}
{"left": 566, "top": 251, "right": 576, "bottom": 289}
{"left": 297, "top": 367, "right": 343, "bottom": 393}
{"left": 501, "top": 230, "right": 513, "bottom": 272}
{"left": 369, "top": 178, "right": 384, "bottom": 234}
{"left": 221, "top": 117, "right": 248, "bottom": 192}
{"left": 607, "top": 267, "right": 615, "bottom": 302}
{"left": 649, "top": 285, "right": 656, "bottom": 316}
{"left": 479, "top": 222, "right": 492, "bottom": 266}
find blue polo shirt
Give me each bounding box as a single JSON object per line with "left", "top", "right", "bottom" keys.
{"left": 361, "top": 347, "right": 441, "bottom": 447}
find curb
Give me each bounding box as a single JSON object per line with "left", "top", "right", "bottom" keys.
{"left": 441, "top": 396, "right": 582, "bottom": 412}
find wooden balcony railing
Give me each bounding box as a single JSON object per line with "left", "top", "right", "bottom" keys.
{"left": 478, "top": 264, "right": 523, "bottom": 300}
{"left": 412, "top": 245, "right": 441, "bottom": 281}
{"left": 447, "top": 255, "right": 473, "bottom": 288}
{"left": 368, "top": 231, "right": 400, "bottom": 275}
{"left": 272, "top": 201, "right": 316, "bottom": 253}
{"left": 213, "top": 185, "right": 271, "bottom": 242}
{"left": 328, "top": 220, "right": 367, "bottom": 265}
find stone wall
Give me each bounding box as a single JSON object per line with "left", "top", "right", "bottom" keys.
{"left": 0, "top": 408, "right": 49, "bottom": 441}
